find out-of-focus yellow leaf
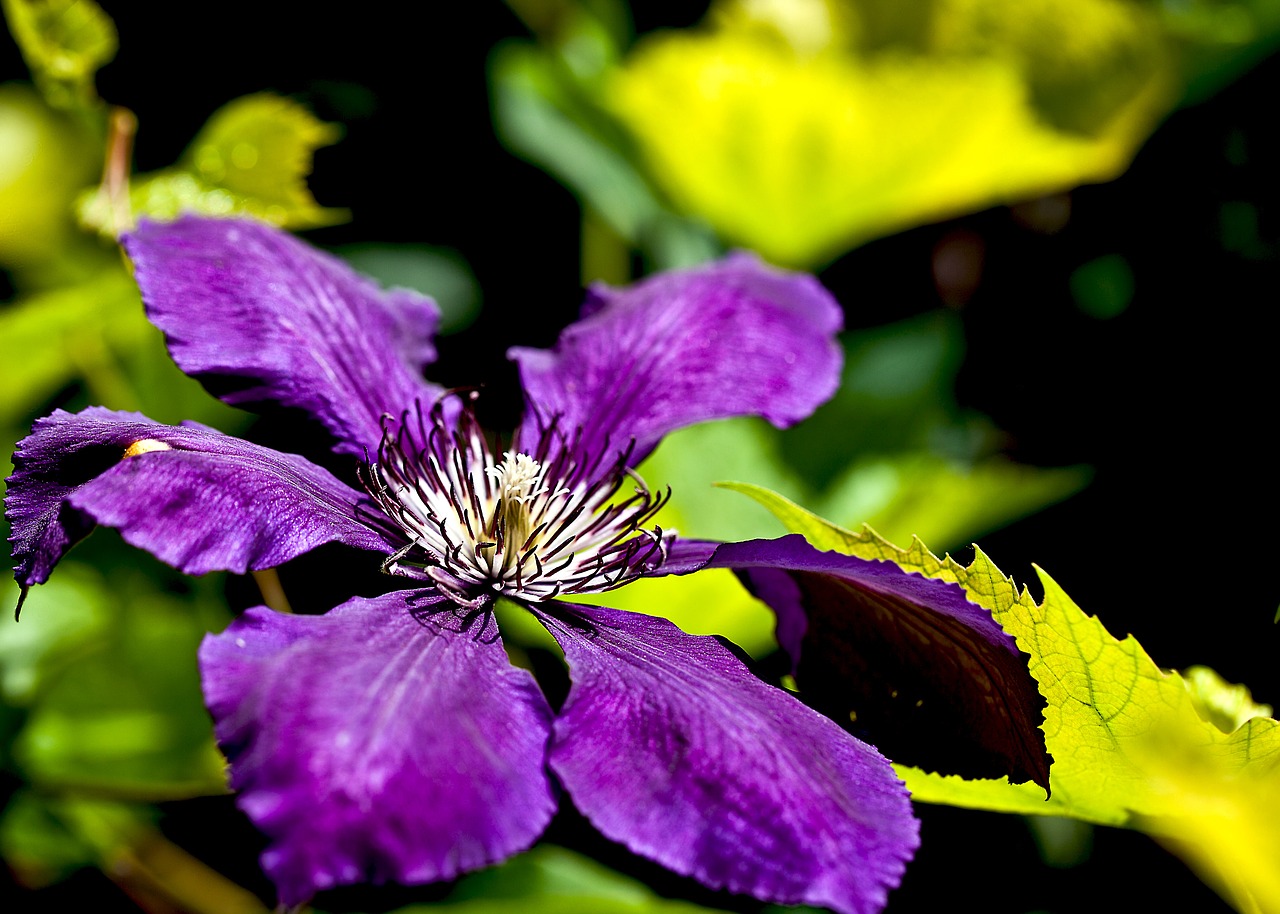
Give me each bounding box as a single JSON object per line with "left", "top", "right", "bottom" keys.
{"left": 78, "top": 93, "right": 347, "bottom": 235}
{"left": 928, "top": 0, "right": 1164, "bottom": 135}
{"left": 178, "top": 93, "right": 344, "bottom": 222}
{"left": 608, "top": 0, "right": 1173, "bottom": 266}
{"left": 1132, "top": 704, "right": 1280, "bottom": 914}
{"left": 1, "top": 0, "right": 116, "bottom": 109}
{"left": 1184, "top": 664, "right": 1274, "bottom": 734}
{"left": 724, "top": 482, "right": 1280, "bottom": 914}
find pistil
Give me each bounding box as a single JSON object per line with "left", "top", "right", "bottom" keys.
{"left": 483, "top": 451, "right": 563, "bottom": 574}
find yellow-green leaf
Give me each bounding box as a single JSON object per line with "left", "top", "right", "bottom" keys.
{"left": 608, "top": 0, "right": 1173, "bottom": 266}
{"left": 725, "top": 481, "right": 1280, "bottom": 914}
{"left": 573, "top": 411, "right": 1085, "bottom": 653}
{"left": 2, "top": 0, "right": 116, "bottom": 109}
{"left": 78, "top": 93, "right": 347, "bottom": 235}
{"left": 0, "top": 82, "right": 101, "bottom": 268}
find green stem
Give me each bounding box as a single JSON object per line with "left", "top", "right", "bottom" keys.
{"left": 252, "top": 568, "right": 293, "bottom": 614}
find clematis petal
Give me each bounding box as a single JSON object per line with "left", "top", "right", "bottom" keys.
{"left": 200, "top": 590, "right": 557, "bottom": 905}
{"left": 510, "top": 253, "right": 842, "bottom": 471}
{"left": 709, "top": 535, "right": 1051, "bottom": 790}
{"left": 651, "top": 537, "right": 719, "bottom": 576}
{"left": 123, "top": 216, "right": 449, "bottom": 457}
{"left": 540, "top": 602, "right": 918, "bottom": 914}
{"left": 6, "top": 407, "right": 396, "bottom": 588}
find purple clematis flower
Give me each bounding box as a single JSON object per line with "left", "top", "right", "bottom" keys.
{"left": 5, "top": 217, "right": 1048, "bottom": 914}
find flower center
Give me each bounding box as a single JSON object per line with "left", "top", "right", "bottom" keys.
{"left": 363, "top": 400, "right": 670, "bottom": 604}
{"left": 485, "top": 451, "right": 565, "bottom": 567}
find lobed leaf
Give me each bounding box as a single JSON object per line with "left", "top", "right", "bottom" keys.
{"left": 78, "top": 94, "right": 347, "bottom": 235}
{"left": 725, "top": 481, "right": 1280, "bottom": 913}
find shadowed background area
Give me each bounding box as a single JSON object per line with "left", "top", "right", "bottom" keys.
{"left": 2, "top": 1, "right": 1277, "bottom": 912}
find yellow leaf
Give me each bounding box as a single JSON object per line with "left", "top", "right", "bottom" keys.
{"left": 608, "top": 0, "right": 1173, "bottom": 266}
{"left": 725, "top": 482, "right": 1280, "bottom": 913}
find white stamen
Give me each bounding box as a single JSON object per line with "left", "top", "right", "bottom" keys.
{"left": 366, "top": 405, "right": 669, "bottom": 602}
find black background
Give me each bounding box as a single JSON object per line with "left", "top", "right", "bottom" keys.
{"left": 4, "top": 2, "right": 1278, "bottom": 912}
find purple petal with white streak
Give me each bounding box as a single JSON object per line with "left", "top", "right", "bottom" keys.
{"left": 6, "top": 407, "right": 396, "bottom": 587}
{"left": 540, "top": 602, "right": 917, "bottom": 914}
{"left": 124, "top": 216, "right": 448, "bottom": 457}
{"left": 710, "top": 535, "right": 1051, "bottom": 789}
{"left": 200, "top": 590, "right": 557, "bottom": 905}
{"left": 511, "top": 253, "right": 842, "bottom": 473}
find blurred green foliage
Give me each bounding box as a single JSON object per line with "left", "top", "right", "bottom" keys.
{"left": 392, "top": 844, "right": 731, "bottom": 914}
{"left": 570, "top": 313, "right": 1086, "bottom": 656}
{"left": 494, "top": 0, "right": 1280, "bottom": 268}
{"left": 1, "top": 0, "right": 115, "bottom": 110}
{"left": 1, "top": 0, "right": 1277, "bottom": 911}
{"left": 338, "top": 242, "right": 484, "bottom": 334}
{"left": 0, "top": 0, "right": 338, "bottom": 902}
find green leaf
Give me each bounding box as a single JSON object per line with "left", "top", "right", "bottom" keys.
{"left": 7, "top": 564, "right": 231, "bottom": 799}
{"left": 0, "top": 791, "right": 145, "bottom": 888}
{"left": 2, "top": 0, "right": 117, "bottom": 109}
{"left": 0, "top": 790, "right": 97, "bottom": 887}
{"left": 724, "top": 482, "right": 1280, "bottom": 914}
{"left": 780, "top": 315, "right": 972, "bottom": 485}
{"left": 1154, "top": 0, "right": 1280, "bottom": 104}
{"left": 816, "top": 454, "right": 1090, "bottom": 555}
{"left": 1070, "top": 253, "right": 1135, "bottom": 319}
{"left": 490, "top": 34, "right": 720, "bottom": 270}
{"left": 0, "top": 82, "right": 102, "bottom": 269}
{"left": 78, "top": 93, "right": 347, "bottom": 235}
{"left": 381, "top": 844, "right": 731, "bottom": 913}
{"left": 0, "top": 564, "right": 110, "bottom": 706}
{"left": 0, "top": 262, "right": 244, "bottom": 429}
{"left": 336, "top": 243, "right": 483, "bottom": 334}
{"left": 574, "top": 419, "right": 797, "bottom": 656}
{"left": 0, "top": 266, "right": 149, "bottom": 427}
{"left": 640, "top": 418, "right": 805, "bottom": 545}
{"left": 576, "top": 340, "right": 1084, "bottom": 650}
